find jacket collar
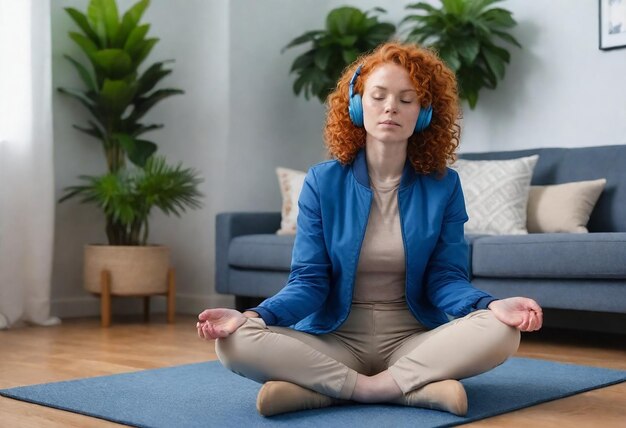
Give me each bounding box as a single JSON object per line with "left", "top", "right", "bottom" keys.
{"left": 352, "top": 148, "right": 418, "bottom": 189}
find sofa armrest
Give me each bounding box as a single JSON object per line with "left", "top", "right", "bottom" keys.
{"left": 215, "top": 212, "right": 282, "bottom": 294}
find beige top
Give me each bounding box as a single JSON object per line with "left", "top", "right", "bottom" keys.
{"left": 352, "top": 174, "right": 406, "bottom": 303}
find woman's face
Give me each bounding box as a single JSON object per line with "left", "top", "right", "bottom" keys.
{"left": 362, "top": 63, "right": 421, "bottom": 145}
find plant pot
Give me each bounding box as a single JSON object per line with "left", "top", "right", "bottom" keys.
{"left": 84, "top": 245, "right": 170, "bottom": 295}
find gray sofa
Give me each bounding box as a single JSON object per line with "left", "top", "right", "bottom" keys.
{"left": 216, "top": 145, "right": 626, "bottom": 330}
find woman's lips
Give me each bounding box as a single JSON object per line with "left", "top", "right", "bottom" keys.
{"left": 380, "top": 120, "right": 400, "bottom": 126}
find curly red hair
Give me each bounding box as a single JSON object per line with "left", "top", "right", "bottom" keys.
{"left": 324, "top": 42, "right": 460, "bottom": 176}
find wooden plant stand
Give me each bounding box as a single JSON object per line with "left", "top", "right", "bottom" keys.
{"left": 99, "top": 268, "right": 176, "bottom": 327}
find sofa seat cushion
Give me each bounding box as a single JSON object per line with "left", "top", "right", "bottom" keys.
{"left": 472, "top": 233, "right": 626, "bottom": 279}
{"left": 229, "top": 234, "right": 295, "bottom": 271}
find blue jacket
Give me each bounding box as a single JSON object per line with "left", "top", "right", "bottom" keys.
{"left": 252, "top": 149, "right": 495, "bottom": 334}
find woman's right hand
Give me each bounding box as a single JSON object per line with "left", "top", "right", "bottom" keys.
{"left": 196, "top": 308, "right": 247, "bottom": 340}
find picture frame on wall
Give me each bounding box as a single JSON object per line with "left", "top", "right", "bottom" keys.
{"left": 599, "top": 0, "right": 626, "bottom": 50}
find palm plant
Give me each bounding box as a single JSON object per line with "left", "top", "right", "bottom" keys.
{"left": 60, "top": 157, "right": 202, "bottom": 246}
{"left": 59, "top": 0, "right": 203, "bottom": 246}
{"left": 402, "top": 0, "right": 521, "bottom": 108}
{"left": 283, "top": 6, "right": 396, "bottom": 103}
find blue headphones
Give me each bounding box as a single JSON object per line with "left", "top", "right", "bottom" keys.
{"left": 348, "top": 65, "right": 433, "bottom": 133}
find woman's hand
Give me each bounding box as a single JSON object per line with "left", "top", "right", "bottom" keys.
{"left": 488, "top": 297, "right": 543, "bottom": 332}
{"left": 196, "top": 308, "right": 247, "bottom": 340}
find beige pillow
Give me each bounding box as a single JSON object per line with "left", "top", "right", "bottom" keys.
{"left": 527, "top": 179, "right": 607, "bottom": 233}
{"left": 275, "top": 167, "right": 306, "bottom": 235}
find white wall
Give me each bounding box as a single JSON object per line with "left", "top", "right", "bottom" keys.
{"left": 50, "top": 0, "right": 626, "bottom": 318}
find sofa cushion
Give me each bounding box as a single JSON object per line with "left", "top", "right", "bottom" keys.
{"left": 472, "top": 233, "right": 626, "bottom": 279}
{"left": 229, "top": 234, "right": 295, "bottom": 271}
{"left": 230, "top": 233, "right": 486, "bottom": 275}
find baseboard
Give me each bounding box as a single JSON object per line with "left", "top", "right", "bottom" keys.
{"left": 542, "top": 308, "right": 626, "bottom": 335}
{"left": 51, "top": 293, "right": 235, "bottom": 319}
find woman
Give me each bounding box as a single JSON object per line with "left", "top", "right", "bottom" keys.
{"left": 197, "top": 42, "right": 543, "bottom": 417}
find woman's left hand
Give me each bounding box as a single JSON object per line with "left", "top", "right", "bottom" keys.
{"left": 488, "top": 297, "right": 543, "bottom": 332}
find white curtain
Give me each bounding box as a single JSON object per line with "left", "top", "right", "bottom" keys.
{"left": 0, "top": 0, "right": 60, "bottom": 328}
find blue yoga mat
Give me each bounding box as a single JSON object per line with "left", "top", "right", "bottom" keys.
{"left": 1, "top": 357, "right": 625, "bottom": 428}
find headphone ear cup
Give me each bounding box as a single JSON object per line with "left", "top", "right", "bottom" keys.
{"left": 415, "top": 105, "right": 433, "bottom": 133}
{"left": 349, "top": 94, "right": 364, "bottom": 127}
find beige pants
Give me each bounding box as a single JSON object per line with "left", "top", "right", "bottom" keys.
{"left": 216, "top": 301, "right": 520, "bottom": 400}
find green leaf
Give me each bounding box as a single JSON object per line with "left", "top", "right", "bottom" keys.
{"left": 481, "top": 46, "right": 506, "bottom": 79}
{"left": 289, "top": 51, "right": 314, "bottom": 73}
{"left": 92, "top": 49, "right": 133, "bottom": 79}
{"left": 346, "top": 8, "right": 367, "bottom": 35}
{"left": 405, "top": 2, "right": 439, "bottom": 14}
{"left": 69, "top": 32, "right": 99, "bottom": 60}
{"left": 465, "top": 89, "right": 479, "bottom": 109}
{"left": 57, "top": 87, "right": 96, "bottom": 109}
{"left": 282, "top": 30, "right": 324, "bottom": 53}
{"left": 58, "top": 88, "right": 102, "bottom": 130}
{"left": 341, "top": 49, "right": 358, "bottom": 65}
{"left": 136, "top": 60, "right": 174, "bottom": 95}
{"left": 88, "top": 0, "right": 120, "bottom": 46}
{"left": 442, "top": 0, "right": 464, "bottom": 15}
{"left": 437, "top": 45, "right": 461, "bottom": 71}
{"left": 484, "top": 44, "right": 510, "bottom": 62}
{"left": 64, "top": 55, "right": 96, "bottom": 91}
{"left": 65, "top": 8, "right": 100, "bottom": 46}
{"left": 127, "top": 88, "right": 184, "bottom": 122}
{"left": 114, "top": 0, "right": 149, "bottom": 47}
{"left": 493, "top": 30, "right": 522, "bottom": 48}
{"left": 314, "top": 48, "right": 333, "bottom": 70}
{"left": 131, "top": 123, "right": 163, "bottom": 137}
{"left": 133, "top": 38, "right": 159, "bottom": 67}
{"left": 100, "top": 79, "right": 136, "bottom": 115}
{"left": 455, "top": 38, "right": 480, "bottom": 63}
{"left": 369, "top": 7, "right": 387, "bottom": 14}
{"left": 124, "top": 24, "right": 150, "bottom": 56}
{"left": 116, "top": 133, "right": 157, "bottom": 167}
{"left": 72, "top": 123, "right": 103, "bottom": 139}
{"left": 466, "top": 0, "right": 502, "bottom": 18}
{"left": 292, "top": 72, "right": 308, "bottom": 96}
{"left": 481, "top": 8, "right": 516, "bottom": 28}
{"left": 366, "top": 23, "right": 396, "bottom": 43}
{"left": 327, "top": 7, "right": 363, "bottom": 36}
{"left": 338, "top": 35, "right": 358, "bottom": 48}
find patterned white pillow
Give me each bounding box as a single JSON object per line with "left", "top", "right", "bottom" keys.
{"left": 451, "top": 155, "right": 539, "bottom": 235}
{"left": 275, "top": 167, "right": 306, "bottom": 235}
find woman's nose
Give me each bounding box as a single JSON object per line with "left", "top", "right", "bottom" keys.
{"left": 384, "top": 98, "right": 398, "bottom": 113}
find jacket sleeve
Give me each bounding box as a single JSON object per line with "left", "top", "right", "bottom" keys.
{"left": 424, "top": 171, "right": 495, "bottom": 316}
{"left": 250, "top": 168, "right": 331, "bottom": 326}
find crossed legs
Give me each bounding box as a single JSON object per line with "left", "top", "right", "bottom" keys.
{"left": 214, "top": 310, "right": 520, "bottom": 416}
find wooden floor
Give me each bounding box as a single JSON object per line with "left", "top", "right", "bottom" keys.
{"left": 1, "top": 315, "right": 625, "bottom": 427}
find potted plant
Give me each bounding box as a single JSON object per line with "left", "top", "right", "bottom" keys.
{"left": 283, "top": 6, "right": 396, "bottom": 103}
{"left": 401, "top": 0, "right": 521, "bottom": 108}
{"left": 58, "top": 0, "right": 203, "bottom": 326}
